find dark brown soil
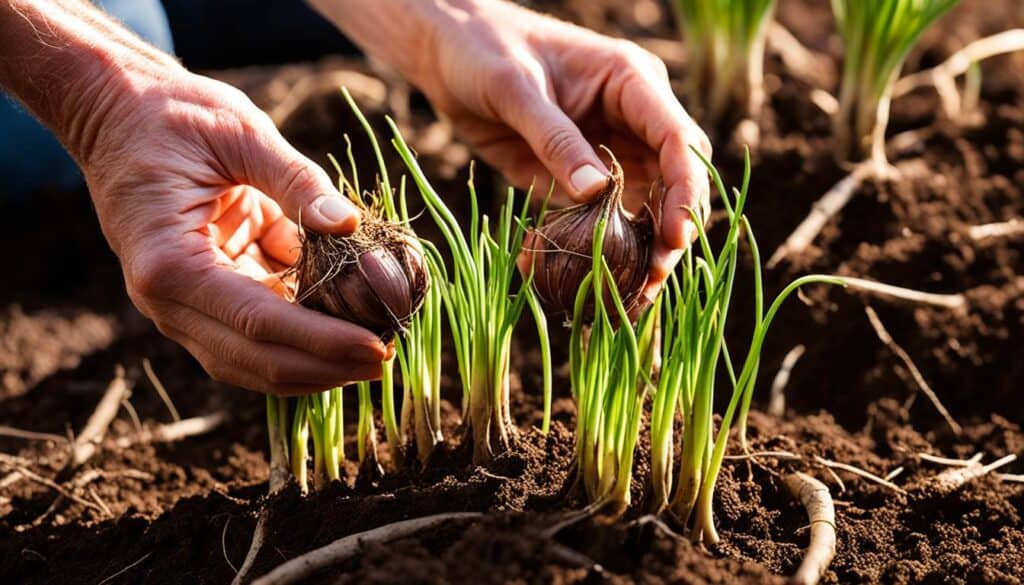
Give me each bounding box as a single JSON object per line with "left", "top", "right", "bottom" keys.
{"left": 2, "top": 1, "right": 1023, "bottom": 583}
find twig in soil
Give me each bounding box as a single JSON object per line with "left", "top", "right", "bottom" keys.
{"left": 768, "top": 345, "right": 806, "bottom": 417}
{"left": 68, "top": 366, "right": 131, "bottom": 470}
{"left": 884, "top": 467, "right": 905, "bottom": 482}
{"left": 918, "top": 451, "right": 983, "bottom": 467}
{"left": 476, "top": 468, "right": 513, "bottom": 482}
{"left": 142, "top": 358, "right": 181, "bottom": 422}
{"left": 634, "top": 514, "right": 686, "bottom": 542}
{"left": 13, "top": 466, "right": 107, "bottom": 515}
{"left": 252, "top": 513, "right": 482, "bottom": 585}
{"left": 96, "top": 551, "right": 153, "bottom": 585}
{"left": 864, "top": 306, "right": 962, "bottom": 436}
{"left": 766, "top": 163, "right": 873, "bottom": 269}
{"left": 88, "top": 487, "right": 112, "bottom": 517}
{"left": 918, "top": 454, "right": 1017, "bottom": 496}
{"left": 0, "top": 471, "right": 24, "bottom": 490}
{"left": 540, "top": 501, "right": 606, "bottom": 538}
{"left": 767, "top": 23, "right": 835, "bottom": 89}
{"left": 820, "top": 466, "right": 846, "bottom": 493}
{"left": 120, "top": 398, "right": 145, "bottom": 436}
{"left": 785, "top": 472, "right": 836, "bottom": 585}
{"left": 809, "top": 89, "right": 839, "bottom": 115}
{"left": 813, "top": 455, "right": 907, "bottom": 495}
{"left": 968, "top": 218, "right": 1024, "bottom": 241}
{"left": 114, "top": 411, "right": 229, "bottom": 449}
{"left": 766, "top": 130, "right": 924, "bottom": 268}
{"left": 723, "top": 450, "right": 801, "bottom": 461}
{"left": 222, "top": 516, "right": 239, "bottom": 575}
{"left": 547, "top": 542, "right": 602, "bottom": 573}
{"left": 0, "top": 425, "right": 68, "bottom": 444}
{"left": 72, "top": 468, "right": 154, "bottom": 488}
{"left": 845, "top": 279, "right": 967, "bottom": 311}
{"left": 998, "top": 474, "right": 1024, "bottom": 484}
{"left": 893, "top": 29, "right": 1024, "bottom": 116}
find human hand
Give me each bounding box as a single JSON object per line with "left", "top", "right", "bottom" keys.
{"left": 409, "top": 0, "right": 712, "bottom": 303}
{"left": 81, "top": 69, "right": 391, "bottom": 395}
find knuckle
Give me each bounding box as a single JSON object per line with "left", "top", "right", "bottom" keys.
{"left": 539, "top": 126, "right": 579, "bottom": 163}
{"left": 490, "top": 62, "right": 531, "bottom": 93}
{"left": 261, "top": 360, "right": 294, "bottom": 385}
{"left": 279, "top": 159, "right": 320, "bottom": 210}
{"left": 232, "top": 297, "right": 268, "bottom": 341}
{"left": 200, "top": 357, "right": 230, "bottom": 384}
{"left": 614, "top": 40, "right": 653, "bottom": 67}
{"left": 129, "top": 250, "right": 182, "bottom": 299}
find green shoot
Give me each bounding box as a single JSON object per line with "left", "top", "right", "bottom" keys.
{"left": 650, "top": 148, "right": 844, "bottom": 545}
{"left": 389, "top": 119, "right": 552, "bottom": 464}
{"left": 569, "top": 206, "right": 660, "bottom": 517}
{"left": 672, "top": 0, "right": 776, "bottom": 131}
{"left": 394, "top": 241, "right": 444, "bottom": 466}
{"left": 355, "top": 380, "right": 382, "bottom": 474}
{"left": 306, "top": 388, "right": 344, "bottom": 487}
{"left": 831, "top": 0, "right": 959, "bottom": 167}
{"left": 266, "top": 396, "right": 290, "bottom": 492}
{"left": 340, "top": 87, "right": 443, "bottom": 469}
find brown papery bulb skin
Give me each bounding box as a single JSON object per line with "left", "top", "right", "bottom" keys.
{"left": 525, "top": 159, "right": 652, "bottom": 322}
{"left": 296, "top": 215, "right": 429, "bottom": 341}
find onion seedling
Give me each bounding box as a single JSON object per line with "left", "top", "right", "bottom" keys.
{"left": 355, "top": 380, "right": 382, "bottom": 474}
{"left": 672, "top": 0, "right": 776, "bottom": 131}
{"left": 341, "top": 88, "right": 443, "bottom": 469}
{"left": 649, "top": 149, "right": 843, "bottom": 544}
{"left": 388, "top": 118, "right": 552, "bottom": 464}
{"left": 283, "top": 88, "right": 433, "bottom": 489}
{"left": 831, "top": 0, "right": 959, "bottom": 167}
{"left": 568, "top": 202, "right": 661, "bottom": 517}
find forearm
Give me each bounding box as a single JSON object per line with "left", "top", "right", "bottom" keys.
{"left": 306, "top": 0, "right": 496, "bottom": 90}
{"left": 0, "top": 0, "right": 181, "bottom": 164}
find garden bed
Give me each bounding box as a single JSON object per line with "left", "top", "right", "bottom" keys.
{"left": 1, "top": 0, "right": 1022, "bottom": 583}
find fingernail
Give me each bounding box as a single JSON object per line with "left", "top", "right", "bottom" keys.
{"left": 316, "top": 195, "right": 358, "bottom": 229}
{"left": 570, "top": 164, "right": 606, "bottom": 197}
{"left": 349, "top": 343, "right": 385, "bottom": 363}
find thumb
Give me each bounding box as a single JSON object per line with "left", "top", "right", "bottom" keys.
{"left": 225, "top": 124, "right": 360, "bottom": 235}
{"left": 502, "top": 88, "right": 609, "bottom": 202}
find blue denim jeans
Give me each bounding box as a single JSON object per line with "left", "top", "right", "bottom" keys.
{"left": 0, "top": 0, "right": 175, "bottom": 199}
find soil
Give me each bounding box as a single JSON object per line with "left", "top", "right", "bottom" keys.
{"left": 2, "top": 1, "right": 1023, "bottom": 584}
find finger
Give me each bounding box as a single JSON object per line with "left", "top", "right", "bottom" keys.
{"left": 495, "top": 68, "right": 610, "bottom": 201}
{"left": 214, "top": 192, "right": 259, "bottom": 258}
{"left": 260, "top": 215, "right": 302, "bottom": 266}
{"left": 197, "top": 268, "right": 389, "bottom": 363}
{"left": 164, "top": 323, "right": 380, "bottom": 396}
{"left": 158, "top": 245, "right": 390, "bottom": 364}
{"left": 212, "top": 116, "right": 361, "bottom": 235}
{"left": 606, "top": 61, "right": 711, "bottom": 250}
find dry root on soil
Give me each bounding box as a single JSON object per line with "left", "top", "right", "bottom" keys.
{"left": 863, "top": 306, "right": 962, "bottom": 436}
{"left": 252, "top": 513, "right": 482, "bottom": 585}
{"left": 785, "top": 472, "right": 837, "bottom": 585}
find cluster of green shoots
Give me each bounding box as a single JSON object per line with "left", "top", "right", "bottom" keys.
{"left": 672, "top": 0, "right": 777, "bottom": 132}
{"left": 570, "top": 150, "right": 842, "bottom": 541}
{"left": 265, "top": 89, "right": 553, "bottom": 493}
{"left": 389, "top": 120, "right": 552, "bottom": 465}
{"left": 672, "top": 0, "right": 959, "bottom": 166}
{"left": 831, "top": 0, "right": 959, "bottom": 166}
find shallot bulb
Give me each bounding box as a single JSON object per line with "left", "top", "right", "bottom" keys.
{"left": 295, "top": 213, "right": 429, "bottom": 340}
{"left": 523, "top": 158, "right": 652, "bottom": 322}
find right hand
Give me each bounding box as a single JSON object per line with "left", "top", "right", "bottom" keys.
{"left": 80, "top": 67, "right": 391, "bottom": 396}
